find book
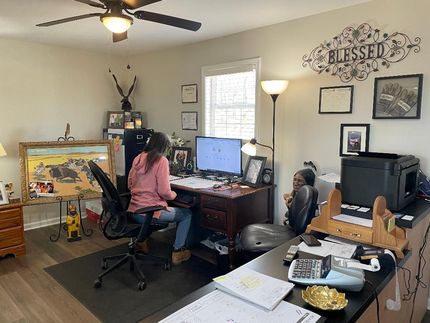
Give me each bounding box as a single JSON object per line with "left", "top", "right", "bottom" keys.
{"left": 213, "top": 267, "right": 294, "bottom": 311}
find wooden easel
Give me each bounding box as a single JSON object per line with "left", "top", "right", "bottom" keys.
{"left": 306, "top": 189, "right": 408, "bottom": 258}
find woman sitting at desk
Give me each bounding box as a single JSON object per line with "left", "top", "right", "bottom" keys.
{"left": 283, "top": 168, "right": 315, "bottom": 224}
{"left": 128, "top": 132, "right": 192, "bottom": 265}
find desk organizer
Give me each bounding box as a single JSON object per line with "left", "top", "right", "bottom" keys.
{"left": 306, "top": 189, "right": 408, "bottom": 258}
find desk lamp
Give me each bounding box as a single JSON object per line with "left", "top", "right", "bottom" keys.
{"left": 242, "top": 80, "right": 288, "bottom": 184}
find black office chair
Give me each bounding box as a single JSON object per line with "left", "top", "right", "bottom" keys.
{"left": 88, "top": 161, "right": 170, "bottom": 291}
{"left": 240, "top": 185, "right": 318, "bottom": 253}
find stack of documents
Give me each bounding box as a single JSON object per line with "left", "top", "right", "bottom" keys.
{"left": 158, "top": 289, "right": 321, "bottom": 323}
{"left": 213, "top": 267, "right": 294, "bottom": 310}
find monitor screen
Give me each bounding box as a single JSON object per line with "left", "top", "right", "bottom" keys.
{"left": 196, "top": 136, "right": 242, "bottom": 176}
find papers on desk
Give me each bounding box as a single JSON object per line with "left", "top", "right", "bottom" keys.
{"left": 298, "top": 239, "right": 357, "bottom": 258}
{"left": 213, "top": 267, "right": 294, "bottom": 310}
{"left": 158, "top": 290, "right": 321, "bottom": 323}
{"left": 333, "top": 213, "right": 373, "bottom": 228}
{"left": 170, "top": 176, "right": 223, "bottom": 189}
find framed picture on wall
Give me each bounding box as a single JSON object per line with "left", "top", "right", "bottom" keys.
{"left": 181, "top": 84, "right": 198, "bottom": 103}
{"left": 242, "top": 156, "right": 267, "bottom": 188}
{"left": 181, "top": 111, "right": 198, "bottom": 130}
{"left": 319, "top": 85, "right": 354, "bottom": 114}
{"left": 339, "top": 123, "right": 370, "bottom": 156}
{"left": 373, "top": 74, "right": 423, "bottom": 119}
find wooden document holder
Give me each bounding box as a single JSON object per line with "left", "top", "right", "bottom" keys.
{"left": 306, "top": 189, "right": 408, "bottom": 258}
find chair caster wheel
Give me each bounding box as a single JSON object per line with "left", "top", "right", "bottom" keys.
{"left": 164, "top": 262, "right": 171, "bottom": 270}
{"left": 102, "top": 261, "right": 108, "bottom": 270}
{"left": 94, "top": 279, "right": 102, "bottom": 289}
{"left": 137, "top": 281, "right": 146, "bottom": 291}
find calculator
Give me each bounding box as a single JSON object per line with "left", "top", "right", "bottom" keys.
{"left": 287, "top": 255, "right": 365, "bottom": 292}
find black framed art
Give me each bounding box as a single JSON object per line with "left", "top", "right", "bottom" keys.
{"left": 170, "top": 147, "right": 192, "bottom": 169}
{"left": 373, "top": 74, "right": 423, "bottom": 119}
{"left": 319, "top": 85, "right": 353, "bottom": 114}
{"left": 181, "top": 84, "right": 198, "bottom": 103}
{"left": 242, "top": 156, "right": 267, "bottom": 187}
{"left": 339, "top": 123, "right": 370, "bottom": 156}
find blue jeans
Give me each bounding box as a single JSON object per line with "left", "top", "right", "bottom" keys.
{"left": 130, "top": 207, "right": 192, "bottom": 250}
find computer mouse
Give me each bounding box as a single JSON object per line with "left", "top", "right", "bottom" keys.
{"left": 213, "top": 184, "right": 222, "bottom": 189}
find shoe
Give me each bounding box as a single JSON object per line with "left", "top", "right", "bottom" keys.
{"left": 135, "top": 240, "right": 149, "bottom": 254}
{"left": 172, "top": 248, "right": 191, "bottom": 265}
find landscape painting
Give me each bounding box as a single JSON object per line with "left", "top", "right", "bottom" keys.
{"left": 19, "top": 140, "right": 115, "bottom": 205}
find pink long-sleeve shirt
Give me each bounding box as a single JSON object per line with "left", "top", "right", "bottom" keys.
{"left": 127, "top": 153, "right": 176, "bottom": 218}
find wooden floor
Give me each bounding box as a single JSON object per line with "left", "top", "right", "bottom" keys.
{"left": 1, "top": 221, "right": 429, "bottom": 323}
{"left": 0, "top": 220, "right": 122, "bottom": 323}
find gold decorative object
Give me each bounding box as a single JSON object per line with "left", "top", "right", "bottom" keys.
{"left": 302, "top": 285, "right": 348, "bottom": 311}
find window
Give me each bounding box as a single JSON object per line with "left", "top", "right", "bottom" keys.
{"left": 202, "top": 58, "right": 260, "bottom": 140}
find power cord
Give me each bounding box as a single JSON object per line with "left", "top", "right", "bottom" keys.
{"left": 402, "top": 217, "right": 430, "bottom": 323}
{"left": 365, "top": 280, "right": 380, "bottom": 323}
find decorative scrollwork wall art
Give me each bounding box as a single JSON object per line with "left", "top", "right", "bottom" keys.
{"left": 302, "top": 23, "right": 421, "bottom": 82}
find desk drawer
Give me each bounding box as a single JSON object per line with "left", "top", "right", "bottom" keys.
{"left": 200, "top": 195, "right": 227, "bottom": 211}
{"left": 201, "top": 208, "right": 226, "bottom": 231}
{"left": 0, "top": 216, "right": 21, "bottom": 230}
{"left": 0, "top": 227, "right": 23, "bottom": 249}
{"left": 0, "top": 208, "right": 21, "bottom": 221}
{"left": 328, "top": 221, "right": 373, "bottom": 244}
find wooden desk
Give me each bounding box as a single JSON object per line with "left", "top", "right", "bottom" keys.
{"left": 171, "top": 182, "right": 272, "bottom": 268}
{"left": 143, "top": 199, "right": 430, "bottom": 323}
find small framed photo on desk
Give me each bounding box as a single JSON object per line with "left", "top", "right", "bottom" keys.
{"left": 242, "top": 156, "right": 267, "bottom": 187}
{"left": 171, "top": 147, "right": 192, "bottom": 169}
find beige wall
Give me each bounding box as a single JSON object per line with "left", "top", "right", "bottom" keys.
{"left": 130, "top": 0, "right": 430, "bottom": 223}
{"left": 1, "top": 0, "right": 429, "bottom": 226}
{"left": 0, "top": 39, "right": 125, "bottom": 226}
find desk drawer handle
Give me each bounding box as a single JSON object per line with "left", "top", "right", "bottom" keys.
{"left": 350, "top": 233, "right": 361, "bottom": 238}
{"left": 205, "top": 214, "right": 218, "bottom": 221}
{"left": 336, "top": 228, "right": 342, "bottom": 233}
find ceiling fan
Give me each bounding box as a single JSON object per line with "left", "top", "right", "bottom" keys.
{"left": 36, "top": 0, "right": 202, "bottom": 42}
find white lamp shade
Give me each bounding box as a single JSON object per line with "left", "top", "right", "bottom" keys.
{"left": 261, "top": 80, "right": 289, "bottom": 95}
{"left": 0, "top": 143, "right": 6, "bottom": 157}
{"left": 241, "top": 142, "right": 257, "bottom": 156}
{"left": 101, "top": 15, "right": 133, "bottom": 33}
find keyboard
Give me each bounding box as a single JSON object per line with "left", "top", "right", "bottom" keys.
{"left": 171, "top": 177, "right": 223, "bottom": 189}
{"left": 169, "top": 175, "right": 181, "bottom": 182}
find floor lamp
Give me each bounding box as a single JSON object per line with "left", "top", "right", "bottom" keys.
{"left": 242, "top": 80, "right": 288, "bottom": 180}
{"left": 241, "top": 80, "right": 288, "bottom": 221}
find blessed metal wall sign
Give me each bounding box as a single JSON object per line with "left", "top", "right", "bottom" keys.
{"left": 302, "top": 23, "right": 421, "bottom": 82}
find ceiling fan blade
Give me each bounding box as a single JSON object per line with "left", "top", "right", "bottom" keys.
{"left": 113, "top": 31, "right": 128, "bottom": 42}
{"left": 134, "top": 11, "right": 201, "bottom": 31}
{"left": 74, "top": 0, "right": 106, "bottom": 9}
{"left": 36, "top": 13, "right": 102, "bottom": 27}
{"left": 123, "top": 0, "right": 161, "bottom": 9}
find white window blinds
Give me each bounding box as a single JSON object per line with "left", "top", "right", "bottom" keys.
{"left": 202, "top": 58, "right": 260, "bottom": 140}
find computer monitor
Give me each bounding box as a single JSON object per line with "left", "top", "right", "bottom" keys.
{"left": 195, "top": 136, "right": 242, "bottom": 177}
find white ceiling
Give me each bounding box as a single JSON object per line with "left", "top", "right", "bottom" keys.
{"left": 0, "top": 0, "right": 371, "bottom": 55}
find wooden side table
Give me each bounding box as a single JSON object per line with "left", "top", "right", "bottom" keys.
{"left": 0, "top": 203, "right": 25, "bottom": 257}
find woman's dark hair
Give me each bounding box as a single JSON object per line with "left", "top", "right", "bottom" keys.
{"left": 295, "top": 168, "right": 316, "bottom": 186}
{"left": 142, "top": 132, "right": 171, "bottom": 173}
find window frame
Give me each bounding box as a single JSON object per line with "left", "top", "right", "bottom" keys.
{"left": 201, "top": 57, "right": 261, "bottom": 140}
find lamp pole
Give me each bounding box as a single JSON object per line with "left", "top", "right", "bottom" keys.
{"left": 270, "top": 93, "right": 279, "bottom": 185}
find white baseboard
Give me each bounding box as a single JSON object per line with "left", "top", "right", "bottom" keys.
{"left": 24, "top": 214, "right": 87, "bottom": 231}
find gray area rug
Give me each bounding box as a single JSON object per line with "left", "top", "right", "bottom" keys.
{"left": 45, "top": 242, "right": 222, "bottom": 323}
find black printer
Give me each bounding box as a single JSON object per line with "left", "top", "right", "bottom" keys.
{"left": 341, "top": 152, "right": 420, "bottom": 211}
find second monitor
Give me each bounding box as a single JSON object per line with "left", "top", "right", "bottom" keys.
{"left": 195, "top": 136, "right": 242, "bottom": 177}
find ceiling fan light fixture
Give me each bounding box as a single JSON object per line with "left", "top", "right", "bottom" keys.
{"left": 101, "top": 13, "right": 133, "bottom": 33}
